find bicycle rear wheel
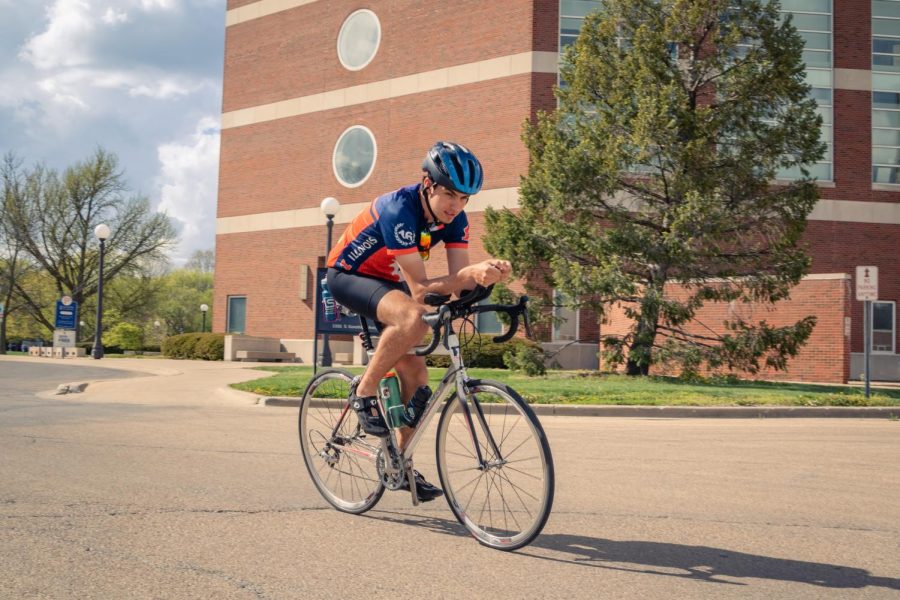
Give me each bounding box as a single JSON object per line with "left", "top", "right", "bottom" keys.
{"left": 435, "top": 379, "right": 554, "bottom": 550}
{"left": 298, "top": 368, "right": 384, "bottom": 514}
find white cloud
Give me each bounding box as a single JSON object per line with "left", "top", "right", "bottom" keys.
{"left": 155, "top": 115, "right": 221, "bottom": 263}
{"left": 1, "top": 0, "right": 224, "bottom": 264}
{"left": 102, "top": 7, "right": 129, "bottom": 24}
{"left": 20, "top": 0, "right": 95, "bottom": 70}
{"left": 140, "top": 0, "right": 179, "bottom": 11}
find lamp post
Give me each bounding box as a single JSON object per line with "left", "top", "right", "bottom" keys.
{"left": 79, "top": 321, "right": 85, "bottom": 343}
{"left": 200, "top": 304, "right": 209, "bottom": 333}
{"left": 319, "top": 197, "right": 340, "bottom": 367}
{"left": 92, "top": 223, "right": 110, "bottom": 359}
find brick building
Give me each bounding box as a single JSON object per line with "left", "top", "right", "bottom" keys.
{"left": 214, "top": 0, "right": 899, "bottom": 383}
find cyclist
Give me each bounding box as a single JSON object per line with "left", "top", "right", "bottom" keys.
{"left": 325, "top": 141, "right": 512, "bottom": 501}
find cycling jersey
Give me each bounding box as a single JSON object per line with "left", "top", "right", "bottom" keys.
{"left": 326, "top": 183, "right": 469, "bottom": 282}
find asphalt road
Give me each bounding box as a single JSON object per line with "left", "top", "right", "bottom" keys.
{"left": 1, "top": 362, "right": 898, "bottom": 599}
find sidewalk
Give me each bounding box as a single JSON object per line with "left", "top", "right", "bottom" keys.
{"left": 2, "top": 355, "right": 271, "bottom": 407}
{"left": 4, "top": 355, "right": 898, "bottom": 418}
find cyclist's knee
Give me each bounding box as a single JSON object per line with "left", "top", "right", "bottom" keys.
{"left": 401, "top": 306, "right": 429, "bottom": 337}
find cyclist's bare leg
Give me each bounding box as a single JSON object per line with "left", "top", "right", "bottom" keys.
{"left": 356, "top": 290, "right": 429, "bottom": 401}
{"left": 393, "top": 354, "right": 428, "bottom": 451}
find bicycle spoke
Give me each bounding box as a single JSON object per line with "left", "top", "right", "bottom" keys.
{"left": 499, "top": 434, "right": 532, "bottom": 461}
{"left": 495, "top": 468, "right": 540, "bottom": 506}
{"left": 503, "top": 464, "right": 543, "bottom": 481}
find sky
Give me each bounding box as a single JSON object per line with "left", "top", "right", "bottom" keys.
{"left": 0, "top": 0, "right": 225, "bottom": 265}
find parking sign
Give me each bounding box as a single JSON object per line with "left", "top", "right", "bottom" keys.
{"left": 855, "top": 266, "right": 878, "bottom": 301}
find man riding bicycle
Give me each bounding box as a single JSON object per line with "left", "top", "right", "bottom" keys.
{"left": 325, "top": 141, "right": 512, "bottom": 501}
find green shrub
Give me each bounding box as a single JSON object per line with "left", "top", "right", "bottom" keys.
{"left": 423, "top": 334, "right": 543, "bottom": 369}
{"left": 503, "top": 344, "right": 547, "bottom": 376}
{"left": 162, "top": 333, "right": 224, "bottom": 360}
{"left": 106, "top": 322, "right": 144, "bottom": 351}
{"left": 142, "top": 344, "right": 161, "bottom": 353}
{"left": 195, "top": 334, "right": 224, "bottom": 361}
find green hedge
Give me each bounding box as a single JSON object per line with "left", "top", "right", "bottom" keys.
{"left": 162, "top": 333, "right": 225, "bottom": 360}
{"left": 425, "top": 334, "right": 543, "bottom": 369}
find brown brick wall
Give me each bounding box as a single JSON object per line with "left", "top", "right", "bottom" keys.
{"left": 834, "top": 0, "right": 870, "bottom": 70}
{"left": 832, "top": 90, "right": 873, "bottom": 194}
{"left": 805, "top": 221, "right": 900, "bottom": 354}
{"left": 600, "top": 277, "right": 852, "bottom": 383}
{"left": 218, "top": 75, "right": 534, "bottom": 218}
{"left": 223, "top": 0, "right": 539, "bottom": 113}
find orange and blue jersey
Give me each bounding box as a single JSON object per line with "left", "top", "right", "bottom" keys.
{"left": 327, "top": 184, "right": 470, "bottom": 282}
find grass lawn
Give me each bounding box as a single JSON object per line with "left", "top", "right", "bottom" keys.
{"left": 231, "top": 366, "right": 900, "bottom": 407}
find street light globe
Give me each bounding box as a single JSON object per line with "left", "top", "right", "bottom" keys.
{"left": 320, "top": 197, "right": 340, "bottom": 218}
{"left": 94, "top": 223, "right": 110, "bottom": 240}
{"left": 154, "top": 320, "right": 161, "bottom": 328}
{"left": 200, "top": 304, "right": 209, "bottom": 313}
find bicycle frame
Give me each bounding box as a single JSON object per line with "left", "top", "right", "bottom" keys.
{"left": 361, "top": 323, "right": 505, "bottom": 507}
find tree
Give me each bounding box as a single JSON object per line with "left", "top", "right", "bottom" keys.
{"left": 156, "top": 269, "right": 214, "bottom": 335}
{"left": 185, "top": 249, "right": 215, "bottom": 273}
{"left": 3, "top": 148, "right": 177, "bottom": 336}
{"left": 0, "top": 154, "right": 38, "bottom": 353}
{"left": 486, "top": 0, "right": 824, "bottom": 375}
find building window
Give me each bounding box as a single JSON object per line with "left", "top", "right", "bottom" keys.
{"left": 552, "top": 290, "right": 579, "bottom": 342}
{"left": 475, "top": 301, "right": 503, "bottom": 335}
{"left": 778, "top": 0, "right": 833, "bottom": 181}
{"left": 559, "top": 1, "right": 601, "bottom": 51}
{"left": 337, "top": 9, "right": 381, "bottom": 71}
{"left": 873, "top": 0, "right": 900, "bottom": 184}
{"left": 333, "top": 125, "right": 377, "bottom": 188}
{"left": 227, "top": 296, "right": 246, "bottom": 335}
{"left": 872, "top": 301, "right": 896, "bottom": 353}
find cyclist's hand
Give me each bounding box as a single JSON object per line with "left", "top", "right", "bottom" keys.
{"left": 489, "top": 260, "right": 512, "bottom": 280}
{"left": 473, "top": 260, "right": 508, "bottom": 286}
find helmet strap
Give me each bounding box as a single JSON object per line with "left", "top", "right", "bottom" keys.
{"left": 421, "top": 177, "right": 441, "bottom": 225}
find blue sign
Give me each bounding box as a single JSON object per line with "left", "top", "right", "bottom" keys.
{"left": 314, "top": 268, "right": 364, "bottom": 335}
{"left": 55, "top": 299, "right": 78, "bottom": 329}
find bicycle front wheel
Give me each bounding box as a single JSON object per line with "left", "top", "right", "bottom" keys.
{"left": 298, "top": 368, "right": 384, "bottom": 514}
{"left": 435, "top": 379, "right": 554, "bottom": 550}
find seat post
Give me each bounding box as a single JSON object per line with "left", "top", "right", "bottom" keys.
{"left": 357, "top": 316, "right": 376, "bottom": 353}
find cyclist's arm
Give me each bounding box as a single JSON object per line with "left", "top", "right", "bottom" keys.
{"left": 395, "top": 252, "right": 502, "bottom": 304}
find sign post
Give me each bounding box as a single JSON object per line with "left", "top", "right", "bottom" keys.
{"left": 855, "top": 267, "right": 878, "bottom": 397}
{"left": 313, "top": 268, "right": 364, "bottom": 375}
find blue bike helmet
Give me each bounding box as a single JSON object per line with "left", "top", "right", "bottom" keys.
{"left": 422, "top": 141, "right": 484, "bottom": 196}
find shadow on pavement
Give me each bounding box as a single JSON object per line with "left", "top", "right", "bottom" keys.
{"left": 370, "top": 511, "right": 899, "bottom": 591}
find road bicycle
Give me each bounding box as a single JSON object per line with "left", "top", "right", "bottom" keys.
{"left": 298, "top": 285, "right": 554, "bottom": 550}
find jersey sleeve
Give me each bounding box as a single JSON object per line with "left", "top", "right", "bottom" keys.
{"left": 444, "top": 212, "right": 470, "bottom": 249}
{"left": 377, "top": 194, "right": 420, "bottom": 256}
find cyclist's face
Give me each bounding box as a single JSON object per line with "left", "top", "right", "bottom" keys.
{"left": 425, "top": 181, "right": 469, "bottom": 224}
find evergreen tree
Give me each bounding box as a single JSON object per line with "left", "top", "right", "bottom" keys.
{"left": 486, "top": 0, "right": 824, "bottom": 375}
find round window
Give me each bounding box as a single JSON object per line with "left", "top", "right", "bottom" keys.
{"left": 337, "top": 9, "right": 381, "bottom": 71}
{"left": 333, "top": 126, "right": 377, "bottom": 188}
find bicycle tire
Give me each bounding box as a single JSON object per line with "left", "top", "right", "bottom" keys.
{"left": 298, "top": 368, "right": 385, "bottom": 514}
{"left": 435, "top": 379, "right": 554, "bottom": 550}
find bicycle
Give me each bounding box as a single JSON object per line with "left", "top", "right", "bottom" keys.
{"left": 297, "top": 285, "right": 554, "bottom": 550}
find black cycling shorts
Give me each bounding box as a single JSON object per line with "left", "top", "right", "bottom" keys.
{"left": 326, "top": 268, "right": 409, "bottom": 324}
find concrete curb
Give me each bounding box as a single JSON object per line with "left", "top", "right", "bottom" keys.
{"left": 259, "top": 396, "right": 900, "bottom": 418}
